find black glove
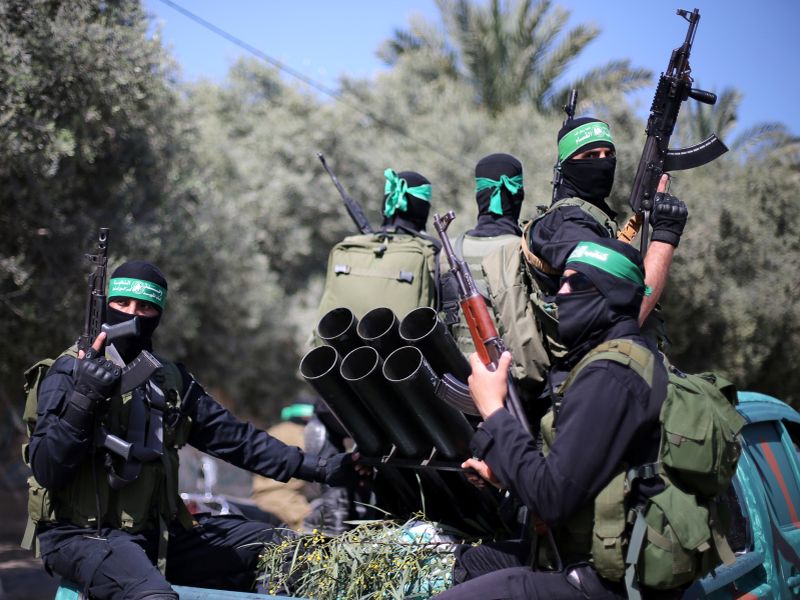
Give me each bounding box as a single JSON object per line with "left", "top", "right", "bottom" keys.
{"left": 649, "top": 192, "right": 688, "bottom": 247}
{"left": 63, "top": 356, "right": 121, "bottom": 431}
{"left": 296, "top": 452, "right": 355, "bottom": 488}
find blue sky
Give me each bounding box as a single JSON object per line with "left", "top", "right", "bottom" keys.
{"left": 143, "top": 0, "right": 800, "bottom": 139}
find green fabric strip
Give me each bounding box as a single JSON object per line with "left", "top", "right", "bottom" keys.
{"left": 108, "top": 277, "right": 167, "bottom": 309}
{"left": 383, "top": 168, "right": 432, "bottom": 217}
{"left": 558, "top": 121, "right": 614, "bottom": 161}
{"left": 566, "top": 241, "right": 645, "bottom": 287}
{"left": 475, "top": 174, "right": 523, "bottom": 215}
{"left": 281, "top": 403, "right": 315, "bottom": 421}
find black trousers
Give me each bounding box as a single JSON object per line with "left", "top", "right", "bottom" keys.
{"left": 39, "top": 514, "right": 282, "bottom": 600}
{"left": 434, "top": 540, "right": 627, "bottom": 600}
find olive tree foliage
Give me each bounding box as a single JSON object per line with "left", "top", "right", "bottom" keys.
{"left": 0, "top": 0, "right": 294, "bottom": 425}
{"left": 658, "top": 154, "right": 800, "bottom": 406}
{"left": 0, "top": 0, "right": 191, "bottom": 400}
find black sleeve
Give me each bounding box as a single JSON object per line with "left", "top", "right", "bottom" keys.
{"left": 477, "top": 360, "right": 655, "bottom": 525}
{"left": 530, "top": 206, "right": 611, "bottom": 272}
{"left": 187, "top": 392, "right": 304, "bottom": 483}
{"left": 28, "top": 356, "right": 94, "bottom": 489}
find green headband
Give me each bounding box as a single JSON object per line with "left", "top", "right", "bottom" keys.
{"left": 108, "top": 277, "right": 167, "bottom": 309}
{"left": 383, "top": 168, "right": 432, "bottom": 217}
{"left": 281, "top": 403, "right": 314, "bottom": 421}
{"left": 475, "top": 174, "right": 523, "bottom": 216}
{"left": 558, "top": 121, "right": 614, "bottom": 161}
{"left": 566, "top": 241, "right": 651, "bottom": 295}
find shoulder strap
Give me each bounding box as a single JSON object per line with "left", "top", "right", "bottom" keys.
{"left": 559, "top": 339, "right": 655, "bottom": 398}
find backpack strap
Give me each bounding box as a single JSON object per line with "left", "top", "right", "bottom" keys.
{"left": 520, "top": 220, "right": 559, "bottom": 275}
{"left": 558, "top": 339, "right": 655, "bottom": 399}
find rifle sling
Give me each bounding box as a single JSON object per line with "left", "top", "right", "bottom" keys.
{"left": 520, "top": 221, "right": 559, "bottom": 275}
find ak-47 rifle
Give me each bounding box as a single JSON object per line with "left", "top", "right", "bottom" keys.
{"left": 76, "top": 228, "right": 160, "bottom": 395}
{"left": 433, "top": 211, "right": 531, "bottom": 435}
{"left": 551, "top": 89, "right": 578, "bottom": 203}
{"left": 78, "top": 227, "right": 111, "bottom": 355}
{"left": 625, "top": 7, "right": 728, "bottom": 255}
{"left": 75, "top": 229, "right": 162, "bottom": 470}
{"left": 317, "top": 152, "right": 374, "bottom": 235}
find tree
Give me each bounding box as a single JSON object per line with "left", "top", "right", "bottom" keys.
{"left": 0, "top": 0, "right": 192, "bottom": 399}
{"left": 378, "top": 0, "right": 650, "bottom": 115}
{"left": 0, "top": 0, "right": 296, "bottom": 428}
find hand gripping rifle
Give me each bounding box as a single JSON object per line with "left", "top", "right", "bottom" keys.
{"left": 551, "top": 89, "right": 578, "bottom": 203}
{"left": 317, "top": 152, "right": 374, "bottom": 235}
{"left": 433, "top": 211, "right": 532, "bottom": 436}
{"left": 76, "top": 228, "right": 161, "bottom": 397}
{"left": 624, "top": 7, "right": 728, "bottom": 255}
{"left": 78, "top": 227, "right": 111, "bottom": 355}
{"left": 76, "top": 228, "right": 163, "bottom": 476}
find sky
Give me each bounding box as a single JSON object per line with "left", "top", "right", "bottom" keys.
{"left": 143, "top": 0, "right": 800, "bottom": 140}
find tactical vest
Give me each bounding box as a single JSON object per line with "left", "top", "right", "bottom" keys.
{"left": 541, "top": 339, "right": 742, "bottom": 597}
{"left": 315, "top": 231, "right": 439, "bottom": 323}
{"left": 481, "top": 198, "right": 619, "bottom": 392}
{"left": 22, "top": 347, "right": 193, "bottom": 556}
{"left": 446, "top": 232, "right": 520, "bottom": 356}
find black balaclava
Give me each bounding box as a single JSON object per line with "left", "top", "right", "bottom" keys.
{"left": 556, "top": 117, "right": 617, "bottom": 204}
{"left": 380, "top": 170, "right": 432, "bottom": 234}
{"left": 105, "top": 260, "right": 167, "bottom": 363}
{"left": 556, "top": 238, "right": 646, "bottom": 363}
{"left": 469, "top": 153, "right": 524, "bottom": 237}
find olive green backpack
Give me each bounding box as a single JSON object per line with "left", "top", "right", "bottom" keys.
{"left": 316, "top": 232, "right": 439, "bottom": 322}
{"left": 550, "top": 339, "right": 745, "bottom": 598}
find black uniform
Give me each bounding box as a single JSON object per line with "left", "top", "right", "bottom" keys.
{"left": 26, "top": 260, "right": 354, "bottom": 600}
{"left": 437, "top": 239, "right": 668, "bottom": 600}
{"left": 30, "top": 355, "right": 304, "bottom": 598}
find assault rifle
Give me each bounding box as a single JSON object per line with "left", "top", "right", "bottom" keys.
{"left": 626, "top": 8, "right": 727, "bottom": 255}
{"left": 78, "top": 227, "right": 111, "bottom": 355}
{"left": 317, "top": 152, "right": 374, "bottom": 234}
{"left": 551, "top": 88, "right": 578, "bottom": 203}
{"left": 76, "top": 228, "right": 161, "bottom": 398}
{"left": 433, "top": 211, "right": 532, "bottom": 435}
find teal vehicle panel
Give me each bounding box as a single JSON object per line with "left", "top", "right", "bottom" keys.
{"left": 686, "top": 391, "right": 800, "bottom": 599}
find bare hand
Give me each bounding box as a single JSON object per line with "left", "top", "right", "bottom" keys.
{"left": 656, "top": 173, "right": 670, "bottom": 193}
{"left": 467, "top": 351, "right": 512, "bottom": 420}
{"left": 462, "top": 458, "right": 503, "bottom": 489}
{"left": 78, "top": 331, "right": 107, "bottom": 360}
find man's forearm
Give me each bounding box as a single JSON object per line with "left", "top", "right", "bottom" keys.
{"left": 640, "top": 241, "right": 674, "bottom": 324}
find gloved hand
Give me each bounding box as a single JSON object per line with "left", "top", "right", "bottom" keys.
{"left": 63, "top": 356, "right": 121, "bottom": 431}
{"left": 650, "top": 192, "right": 688, "bottom": 247}
{"left": 296, "top": 452, "right": 356, "bottom": 487}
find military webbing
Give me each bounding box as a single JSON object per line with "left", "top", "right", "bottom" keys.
{"left": 617, "top": 213, "right": 643, "bottom": 244}
{"left": 520, "top": 221, "right": 559, "bottom": 275}
{"left": 624, "top": 508, "right": 648, "bottom": 600}
{"left": 334, "top": 264, "right": 416, "bottom": 284}
{"left": 558, "top": 339, "right": 655, "bottom": 397}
